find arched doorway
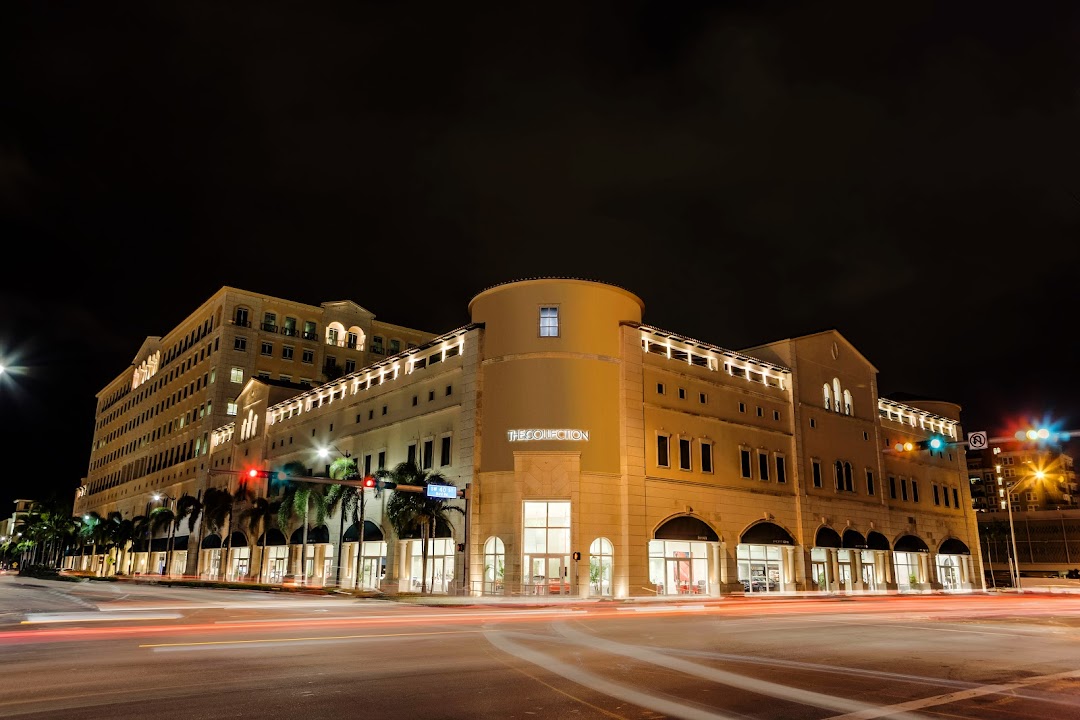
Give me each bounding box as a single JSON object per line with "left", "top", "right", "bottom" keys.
{"left": 812, "top": 526, "right": 842, "bottom": 591}
{"left": 401, "top": 517, "right": 455, "bottom": 593}
{"left": 893, "top": 534, "right": 930, "bottom": 591}
{"left": 649, "top": 515, "right": 719, "bottom": 596}
{"left": 842, "top": 528, "right": 875, "bottom": 591}
{"left": 343, "top": 520, "right": 386, "bottom": 590}
{"left": 936, "top": 537, "right": 971, "bottom": 591}
{"left": 255, "top": 528, "right": 288, "bottom": 583}
{"left": 738, "top": 522, "right": 794, "bottom": 593}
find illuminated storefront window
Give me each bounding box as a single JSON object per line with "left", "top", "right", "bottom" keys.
{"left": 523, "top": 501, "right": 571, "bottom": 595}
{"left": 649, "top": 540, "right": 709, "bottom": 595}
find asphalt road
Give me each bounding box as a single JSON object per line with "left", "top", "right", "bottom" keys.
{"left": 2, "top": 575, "right": 1079, "bottom": 720}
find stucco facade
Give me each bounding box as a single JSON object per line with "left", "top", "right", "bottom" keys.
{"left": 72, "top": 278, "right": 983, "bottom": 597}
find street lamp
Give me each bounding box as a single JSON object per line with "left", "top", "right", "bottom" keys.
{"left": 1001, "top": 463, "right": 1049, "bottom": 594}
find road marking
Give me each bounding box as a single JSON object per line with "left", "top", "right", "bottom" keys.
{"left": 485, "top": 631, "right": 743, "bottom": 720}
{"left": 549, "top": 625, "right": 931, "bottom": 720}
{"left": 824, "top": 668, "right": 1080, "bottom": 720}
{"left": 139, "top": 628, "right": 489, "bottom": 648}
{"left": 23, "top": 612, "right": 183, "bottom": 624}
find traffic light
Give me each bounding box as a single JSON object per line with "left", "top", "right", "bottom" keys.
{"left": 893, "top": 436, "right": 947, "bottom": 453}
{"left": 246, "top": 468, "right": 285, "bottom": 480}
{"left": 361, "top": 475, "right": 397, "bottom": 496}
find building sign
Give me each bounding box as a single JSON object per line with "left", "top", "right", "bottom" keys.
{"left": 507, "top": 429, "right": 590, "bottom": 442}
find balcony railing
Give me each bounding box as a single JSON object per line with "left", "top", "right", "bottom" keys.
{"left": 261, "top": 323, "right": 278, "bottom": 333}
{"left": 230, "top": 319, "right": 252, "bottom": 328}
{"left": 302, "top": 331, "right": 317, "bottom": 341}
{"left": 281, "top": 327, "right": 298, "bottom": 337}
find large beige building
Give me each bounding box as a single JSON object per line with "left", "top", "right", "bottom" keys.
{"left": 72, "top": 286, "right": 435, "bottom": 575}
{"left": 72, "top": 278, "right": 983, "bottom": 596}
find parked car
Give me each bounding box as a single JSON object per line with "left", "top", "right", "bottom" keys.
{"left": 740, "top": 577, "right": 777, "bottom": 592}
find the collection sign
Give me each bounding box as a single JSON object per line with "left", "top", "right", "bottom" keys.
{"left": 507, "top": 429, "right": 590, "bottom": 442}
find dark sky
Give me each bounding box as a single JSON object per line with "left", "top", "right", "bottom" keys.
{"left": 2, "top": 2, "right": 1078, "bottom": 514}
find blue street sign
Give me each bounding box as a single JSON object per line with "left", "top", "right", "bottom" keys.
{"left": 426, "top": 484, "right": 458, "bottom": 499}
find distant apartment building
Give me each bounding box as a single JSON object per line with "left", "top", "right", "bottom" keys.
{"left": 967, "top": 446, "right": 1079, "bottom": 578}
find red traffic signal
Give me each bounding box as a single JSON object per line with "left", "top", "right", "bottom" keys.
{"left": 246, "top": 468, "right": 284, "bottom": 480}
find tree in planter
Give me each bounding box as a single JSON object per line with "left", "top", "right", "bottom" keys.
{"left": 382, "top": 461, "right": 463, "bottom": 594}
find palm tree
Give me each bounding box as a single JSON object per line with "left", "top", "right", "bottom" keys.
{"left": 277, "top": 461, "right": 328, "bottom": 586}
{"left": 326, "top": 455, "right": 363, "bottom": 588}
{"left": 102, "top": 512, "right": 135, "bottom": 575}
{"left": 383, "top": 462, "right": 464, "bottom": 594}
{"left": 202, "top": 486, "right": 243, "bottom": 581}
{"left": 238, "top": 496, "right": 281, "bottom": 584}
{"left": 78, "top": 511, "right": 105, "bottom": 574}
{"left": 13, "top": 502, "right": 77, "bottom": 569}
{"left": 149, "top": 506, "right": 178, "bottom": 575}
{"left": 131, "top": 514, "right": 152, "bottom": 574}
{"left": 176, "top": 492, "right": 209, "bottom": 578}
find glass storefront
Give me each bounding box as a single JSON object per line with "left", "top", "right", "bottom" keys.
{"left": 589, "top": 537, "right": 613, "bottom": 597}
{"left": 649, "top": 540, "right": 710, "bottom": 595}
{"left": 738, "top": 544, "right": 783, "bottom": 594}
{"left": 523, "top": 501, "right": 571, "bottom": 595}
{"left": 407, "top": 538, "right": 455, "bottom": 593}
{"left": 484, "top": 537, "right": 505, "bottom": 595}
{"left": 893, "top": 551, "right": 920, "bottom": 591}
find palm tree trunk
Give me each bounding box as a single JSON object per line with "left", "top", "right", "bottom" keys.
{"left": 301, "top": 494, "right": 309, "bottom": 586}
{"left": 429, "top": 518, "right": 437, "bottom": 593}
{"left": 222, "top": 515, "right": 231, "bottom": 582}
{"left": 355, "top": 493, "right": 366, "bottom": 590}
{"left": 334, "top": 509, "right": 345, "bottom": 588}
{"left": 420, "top": 524, "right": 429, "bottom": 594}
{"left": 258, "top": 522, "right": 266, "bottom": 584}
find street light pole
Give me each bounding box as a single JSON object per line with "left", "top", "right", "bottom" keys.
{"left": 1005, "top": 482, "right": 1023, "bottom": 593}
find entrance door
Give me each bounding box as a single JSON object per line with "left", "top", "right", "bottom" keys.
{"left": 547, "top": 556, "right": 568, "bottom": 595}
{"left": 666, "top": 556, "right": 694, "bottom": 594}
{"left": 861, "top": 562, "right": 876, "bottom": 591}
{"left": 837, "top": 562, "right": 852, "bottom": 591}
{"left": 938, "top": 558, "right": 959, "bottom": 591}
{"left": 812, "top": 561, "right": 829, "bottom": 591}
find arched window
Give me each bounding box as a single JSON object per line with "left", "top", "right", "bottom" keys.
{"left": 843, "top": 462, "right": 853, "bottom": 492}
{"left": 843, "top": 389, "right": 853, "bottom": 416}
{"left": 822, "top": 383, "right": 832, "bottom": 411}
{"left": 835, "top": 460, "right": 843, "bottom": 491}
{"left": 832, "top": 379, "right": 842, "bottom": 413}
{"left": 483, "top": 536, "right": 505, "bottom": 595}
{"left": 589, "top": 537, "right": 613, "bottom": 597}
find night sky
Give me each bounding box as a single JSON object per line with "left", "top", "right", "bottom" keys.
{"left": 2, "top": 2, "right": 1078, "bottom": 514}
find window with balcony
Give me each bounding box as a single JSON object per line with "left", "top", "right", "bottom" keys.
{"left": 234, "top": 307, "right": 250, "bottom": 327}
{"left": 303, "top": 320, "right": 317, "bottom": 341}
{"left": 282, "top": 316, "right": 298, "bottom": 337}
{"left": 262, "top": 312, "right": 277, "bottom": 333}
